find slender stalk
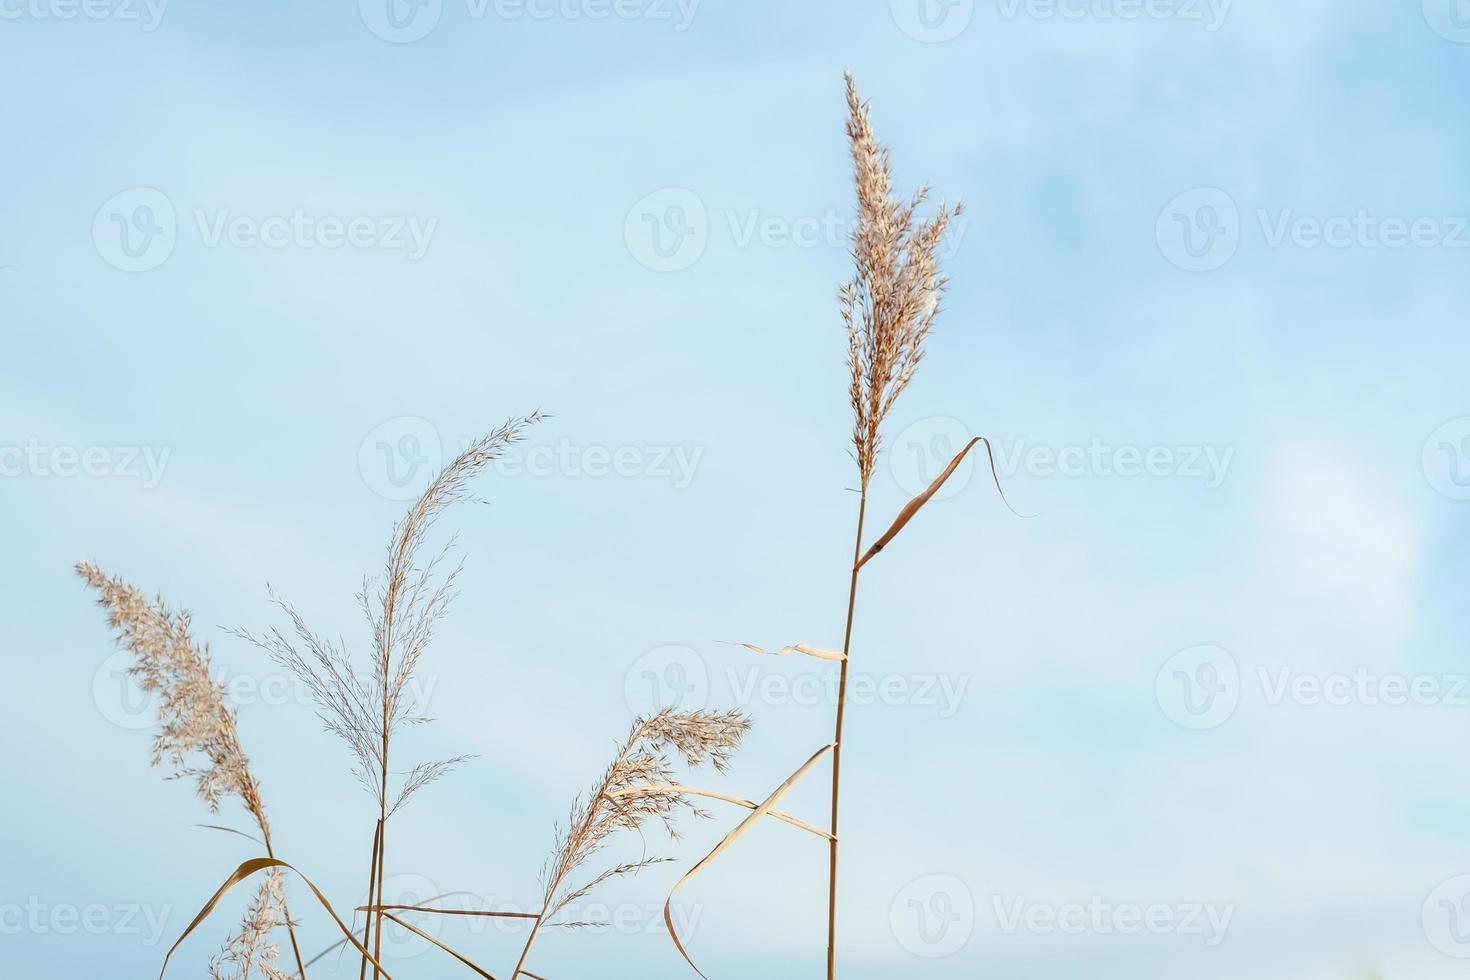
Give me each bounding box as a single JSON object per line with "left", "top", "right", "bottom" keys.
{"left": 510, "top": 912, "right": 547, "bottom": 979}
{"left": 826, "top": 490, "right": 867, "bottom": 980}
{"left": 371, "top": 774, "right": 388, "bottom": 979}
{"left": 357, "top": 821, "right": 383, "bottom": 980}
{"left": 370, "top": 521, "right": 410, "bottom": 980}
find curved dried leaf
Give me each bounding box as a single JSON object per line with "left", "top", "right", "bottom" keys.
{"left": 730, "top": 642, "right": 845, "bottom": 663}
{"left": 160, "top": 857, "right": 391, "bottom": 980}
{"left": 662, "top": 745, "right": 835, "bottom": 979}
{"left": 358, "top": 904, "right": 539, "bottom": 921}
{"left": 858, "top": 435, "right": 1026, "bottom": 568}
{"left": 380, "top": 912, "right": 500, "bottom": 980}
{"left": 609, "top": 785, "right": 831, "bottom": 840}
{"left": 194, "top": 824, "right": 265, "bottom": 846}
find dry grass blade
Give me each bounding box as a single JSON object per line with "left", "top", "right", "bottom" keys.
{"left": 662, "top": 745, "right": 835, "bottom": 980}
{"left": 357, "top": 905, "right": 539, "bottom": 920}
{"left": 196, "top": 824, "right": 266, "bottom": 846}
{"left": 857, "top": 435, "right": 1026, "bottom": 568}
{"left": 730, "top": 642, "right": 845, "bottom": 663}
{"left": 608, "top": 785, "right": 832, "bottom": 839}
{"left": 161, "top": 858, "right": 392, "bottom": 980}
{"left": 379, "top": 913, "right": 500, "bottom": 980}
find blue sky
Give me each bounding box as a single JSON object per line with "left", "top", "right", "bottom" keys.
{"left": 4, "top": 1, "right": 1470, "bottom": 978}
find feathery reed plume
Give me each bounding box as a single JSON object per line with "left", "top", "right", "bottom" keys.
{"left": 511, "top": 708, "right": 750, "bottom": 979}
{"left": 77, "top": 562, "right": 309, "bottom": 980}
{"left": 209, "top": 869, "right": 293, "bottom": 980}
{"left": 236, "top": 412, "right": 543, "bottom": 980}
{"left": 841, "top": 71, "right": 962, "bottom": 491}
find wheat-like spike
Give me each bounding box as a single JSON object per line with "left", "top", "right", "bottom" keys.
{"left": 77, "top": 562, "right": 308, "bottom": 980}
{"left": 78, "top": 562, "right": 267, "bottom": 817}
{"left": 511, "top": 708, "right": 749, "bottom": 977}
{"left": 208, "top": 869, "right": 293, "bottom": 980}
{"left": 841, "top": 72, "right": 963, "bottom": 488}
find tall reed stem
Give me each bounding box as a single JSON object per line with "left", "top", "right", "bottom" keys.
{"left": 371, "top": 754, "right": 388, "bottom": 978}
{"left": 367, "top": 550, "right": 404, "bottom": 980}
{"left": 357, "top": 821, "right": 382, "bottom": 980}
{"left": 511, "top": 912, "right": 547, "bottom": 979}
{"left": 826, "top": 489, "right": 867, "bottom": 980}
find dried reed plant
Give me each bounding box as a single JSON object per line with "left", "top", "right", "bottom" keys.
{"left": 77, "top": 562, "right": 308, "bottom": 980}
{"left": 509, "top": 707, "right": 750, "bottom": 978}
{"left": 657, "top": 73, "right": 1014, "bottom": 979}
{"left": 81, "top": 412, "right": 761, "bottom": 980}
{"left": 828, "top": 70, "right": 965, "bottom": 980}
{"left": 235, "top": 412, "right": 543, "bottom": 980}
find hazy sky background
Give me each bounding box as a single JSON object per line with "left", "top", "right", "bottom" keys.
{"left": 4, "top": 1, "right": 1470, "bottom": 978}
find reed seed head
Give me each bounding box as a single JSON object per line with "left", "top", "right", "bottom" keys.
{"left": 76, "top": 561, "right": 267, "bottom": 821}
{"left": 841, "top": 72, "right": 963, "bottom": 488}
{"left": 539, "top": 707, "right": 751, "bottom": 922}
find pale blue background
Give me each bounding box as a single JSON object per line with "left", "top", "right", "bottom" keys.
{"left": 4, "top": 1, "right": 1470, "bottom": 978}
